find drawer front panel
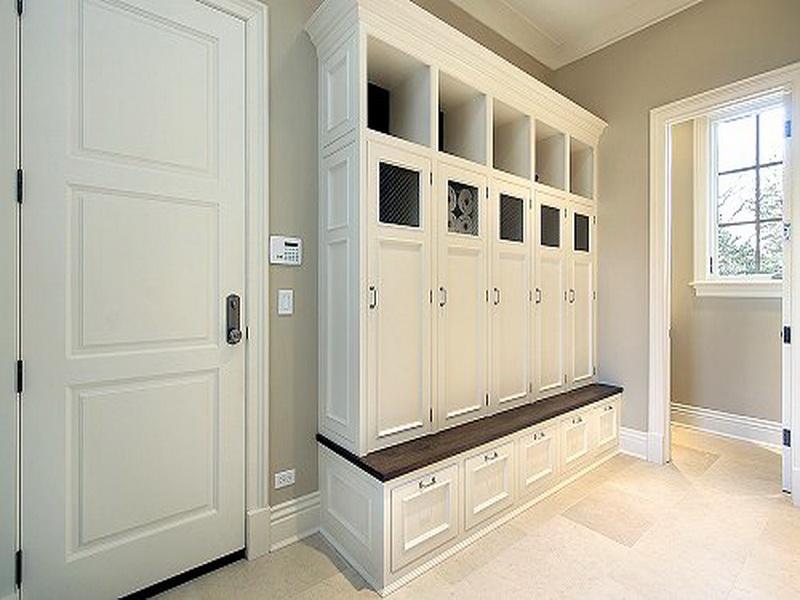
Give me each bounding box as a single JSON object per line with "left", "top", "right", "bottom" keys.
{"left": 518, "top": 423, "right": 558, "bottom": 499}
{"left": 464, "top": 441, "right": 514, "bottom": 530}
{"left": 595, "top": 397, "right": 620, "bottom": 453}
{"left": 561, "top": 412, "right": 591, "bottom": 470}
{"left": 390, "top": 464, "right": 459, "bottom": 572}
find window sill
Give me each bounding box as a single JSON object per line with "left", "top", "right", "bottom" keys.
{"left": 689, "top": 279, "right": 782, "bottom": 299}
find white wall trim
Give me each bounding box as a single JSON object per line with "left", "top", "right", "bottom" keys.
{"left": 671, "top": 403, "right": 782, "bottom": 447}
{"left": 689, "top": 279, "right": 783, "bottom": 298}
{"left": 270, "top": 492, "right": 321, "bottom": 552}
{"left": 246, "top": 507, "right": 271, "bottom": 560}
{"left": 648, "top": 61, "right": 800, "bottom": 471}
{"left": 619, "top": 427, "right": 648, "bottom": 460}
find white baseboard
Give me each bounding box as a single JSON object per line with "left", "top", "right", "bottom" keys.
{"left": 619, "top": 427, "right": 648, "bottom": 460}
{"left": 246, "top": 506, "right": 271, "bottom": 560}
{"left": 269, "top": 491, "right": 321, "bottom": 552}
{"left": 671, "top": 402, "right": 781, "bottom": 447}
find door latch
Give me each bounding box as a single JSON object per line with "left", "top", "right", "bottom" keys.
{"left": 226, "top": 294, "right": 242, "bottom": 344}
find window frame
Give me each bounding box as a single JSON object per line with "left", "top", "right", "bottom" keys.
{"left": 691, "top": 92, "right": 786, "bottom": 298}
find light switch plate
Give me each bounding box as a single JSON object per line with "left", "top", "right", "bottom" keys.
{"left": 277, "top": 289, "right": 294, "bottom": 316}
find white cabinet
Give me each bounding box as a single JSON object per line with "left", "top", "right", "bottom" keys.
{"left": 464, "top": 441, "right": 515, "bottom": 530}
{"left": 367, "top": 142, "right": 434, "bottom": 450}
{"left": 308, "top": 0, "right": 605, "bottom": 457}
{"left": 518, "top": 422, "right": 559, "bottom": 499}
{"left": 491, "top": 177, "right": 531, "bottom": 411}
{"left": 594, "top": 398, "right": 620, "bottom": 454}
{"left": 436, "top": 162, "right": 489, "bottom": 429}
{"left": 560, "top": 412, "right": 592, "bottom": 473}
{"left": 534, "top": 189, "right": 568, "bottom": 395}
{"left": 568, "top": 204, "right": 596, "bottom": 386}
{"left": 390, "top": 464, "right": 460, "bottom": 572}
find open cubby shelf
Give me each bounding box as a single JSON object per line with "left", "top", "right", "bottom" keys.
{"left": 438, "top": 72, "right": 487, "bottom": 165}
{"left": 570, "top": 137, "right": 594, "bottom": 199}
{"left": 367, "top": 37, "right": 431, "bottom": 147}
{"left": 493, "top": 99, "right": 531, "bottom": 178}
{"left": 535, "top": 120, "right": 566, "bottom": 190}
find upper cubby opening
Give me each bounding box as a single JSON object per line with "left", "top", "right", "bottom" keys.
{"left": 367, "top": 37, "right": 431, "bottom": 147}
{"left": 570, "top": 137, "right": 594, "bottom": 200}
{"left": 438, "top": 72, "right": 487, "bottom": 165}
{"left": 535, "top": 120, "right": 566, "bottom": 190}
{"left": 492, "top": 99, "right": 531, "bottom": 178}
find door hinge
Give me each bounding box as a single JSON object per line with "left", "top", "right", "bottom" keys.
{"left": 593, "top": 215, "right": 597, "bottom": 225}
{"left": 16, "top": 0, "right": 23, "bottom": 16}
{"left": 485, "top": 188, "right": 488, "bottom": 198}
{"left": 15, "top": 550, "right": 21, "bottom": 588}
{"left": 15, "top": 359, "right": 23, "bottom": 394}
{"left": 784, "top": 325, "right": 791, "bottom": 344}
{"left": 593, "top": 366, "right": 597, "bottom": 376}
{"left": 593, "top": 290, "right": 597, "bottom": 300}
{"left": 783, "top": 428, "right": 791, "bottom": 448}
{"left": 429, "top": 172, "right": 433, "bottom": 186}
{"left": 529, "top": 198, "right": 532, "bottom": 210}
{"left": 784, "top": 222, "right": 792, "bottom": 241}
{"left": 16, "top": 169, "right": 23, "bottom": 204}
{"left": 429, "top": 407, "right": 433, "bottom": 423}
{"left": 485, "top": 393, "right": 489, "bottom": 406}
{"left": 709, "top": 256, "right": 713, "bottom": 274}
{"left": 786, "top": 120, "right": 793, "bottom": 138}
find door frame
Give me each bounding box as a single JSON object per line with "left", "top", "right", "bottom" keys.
{"left": 648, "top": 61, "right": 800, "bottom": 505}
{"left": 8, "top": 0, "right": 271, "bottom": 580}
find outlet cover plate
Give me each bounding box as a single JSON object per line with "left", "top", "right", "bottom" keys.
{"left": 274, "top": 468, "right": 296, "bottom": 489}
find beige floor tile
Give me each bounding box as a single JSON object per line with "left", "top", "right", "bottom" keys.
{"left": 562, "top": 484, "right": 655, "bottom": 546}
{"left": 670, "top": 443, "right": 720, "bottom": 478}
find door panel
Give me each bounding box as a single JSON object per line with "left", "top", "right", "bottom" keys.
{"left": 390, "top": 465, "right": 459, "bottom": 571}
{"left": 464, "top": 442, "right": 514, "bottom": 530}
{"left": 437, "top": 164, "right": 488, "bottom": 429}
{"left": 518, "top": 424, "right": 559, "bottom": 500}
{"left": 535, "top": 191, "right": 567, "bottom": 395}
{"left": 569, "top": 206, "right": 596, "bottom": 386}
{"left": 492, "top": 181, "right": 530, "bottom": 410}
{"left": 23, "top": 2, "right": 246, "bottom": 598}
{"left": 368, "top": 142, "right": 432, "bottom": 450}
{"left": 561, "top": 412, "right": 591, "bottom": 471}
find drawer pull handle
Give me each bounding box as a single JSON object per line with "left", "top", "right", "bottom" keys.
{"left": 419, "top": 476, "right": 437, "bottom": 489}
{"left": 605, "top": 405, "right": 614, "bottom": 412}
{"left": 484, "top": 451, "right": 499, "bottom": 462}
{"left": 573, "top": 416, "right": 583, "bottom": 424}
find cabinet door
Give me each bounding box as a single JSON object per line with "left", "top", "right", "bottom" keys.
{"left": 491, "top": 179, "right": 531, "bottom": 410}
{"left": 518, "top": 423, "right": 559, "bottom": 500}
{"left": 436, "top": 163, "right": 489, "bottom": 429}
{"left": 569, "top": 205, "right": 596, "bottom": 386}
{"left": 560, "top": 412, "right": 591, "bottom": 472}
{"left": 390, "top": 464, "right": 459, "bottom": 572}
{"left": 534, "top": 190, "right": 567, "bottom": 395}
{"left": 595, "top": 397, "right": 620, "bottom": 454}
{"left": 464, "top": 441, "right": 515, "bottom": 530}
{"left": 367, "top": 142, "right": 433, "bottom": 451}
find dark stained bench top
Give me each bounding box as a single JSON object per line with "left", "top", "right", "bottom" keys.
{"left": 317, "top": 383, "right": 623, "bottom": 482}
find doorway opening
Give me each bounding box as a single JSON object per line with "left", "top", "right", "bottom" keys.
{"left": 648, "top": 62, "right": 800, "bottom": 505}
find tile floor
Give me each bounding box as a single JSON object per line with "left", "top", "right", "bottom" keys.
{"left": 159, "top": 426, "right": 797, "bottom": 599}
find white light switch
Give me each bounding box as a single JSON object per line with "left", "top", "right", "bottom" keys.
{"left": 277, "top": 289, "right": 294, "bottom": 316}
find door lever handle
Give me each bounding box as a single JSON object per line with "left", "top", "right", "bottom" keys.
{"left": 226, "top": 294, "right": 242, "bottom": 345}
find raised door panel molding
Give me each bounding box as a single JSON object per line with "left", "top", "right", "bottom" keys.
{"left": 464, "top": 442, "right": 515, "bottom": 530}
{"left": 390, "top": 464, "right": 459, "bottom": 572}
{"left": 518, "top": 423, "right": 559, "bottom": 500}
{"left": 321, "top": 34, "right": 359, "bottom": 147}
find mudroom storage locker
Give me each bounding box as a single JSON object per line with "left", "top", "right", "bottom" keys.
{"left": 308, "top": 0, "right": 605, "bottom": 456}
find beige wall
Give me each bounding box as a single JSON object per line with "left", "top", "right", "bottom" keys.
{"left": 550, "top": 0, "right": 800, "bottom": 431}
{"left": 670, "top": 122, "right": 781, "bottom": 422}
{"left": 264, "top": 0, "right": 553, "bottom": 504}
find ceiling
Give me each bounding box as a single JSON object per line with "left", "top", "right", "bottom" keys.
{"left": 448, "top": 0, "right": 703, "bottom": 69}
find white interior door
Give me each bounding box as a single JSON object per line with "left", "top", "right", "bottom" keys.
{"left": 569, "top": 204, "right": 596, "bottom": 386}
{"left": 491, "top": 178, "right": 530, "bottom": 410}
{"left": 367, "top": 141, "right": 432, "bottom": 450}
{"left": 783, "top": 90, "right": 794, "bottom": 493}
{"left": 22, "top": 2, "right": 246, "bottom": 598}
{"left": 535, "top": 190, "right": 567, "bottom": 395}
{"left": 436, "top": 162, "right": 489, "bottom": 429}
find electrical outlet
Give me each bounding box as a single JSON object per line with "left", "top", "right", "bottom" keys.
{"left": 274, "top": 468, "right": 296, "bottom": 489}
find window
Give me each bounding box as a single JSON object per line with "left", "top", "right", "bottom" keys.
{"left": 692, "top": 94, "right": 787, "bottom": 298}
